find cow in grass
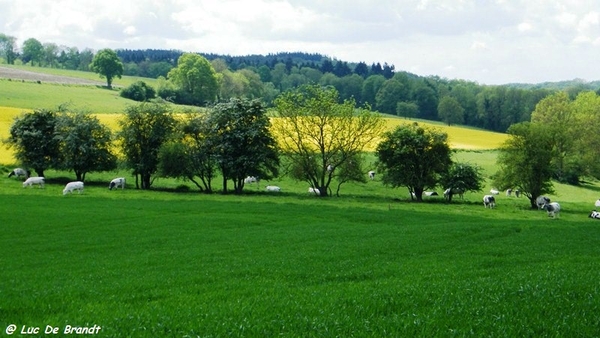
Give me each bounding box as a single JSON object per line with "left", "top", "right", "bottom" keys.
{"left": 541, "top": 202, "right": 560, "bottom": 219}
{"left": 483, "top": 195, "right": 496, "bottom": 208}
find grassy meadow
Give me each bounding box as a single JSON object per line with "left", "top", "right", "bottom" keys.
{"left": 1, "top": 68, "right": 600, "bottom": 337}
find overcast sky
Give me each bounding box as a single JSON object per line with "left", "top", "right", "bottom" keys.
{"left": 1, "top": 0, "right": 599, "bottom": 85}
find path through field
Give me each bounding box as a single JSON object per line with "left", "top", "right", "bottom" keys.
{"left": 0, "top": 66, "right": 105, "bottom": 85}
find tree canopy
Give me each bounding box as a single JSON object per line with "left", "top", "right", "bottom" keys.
{"left": 167, "top": 53, "right": 219, "bottom": 106}
{"left": 376, "top": 123, "right": 452, "bottom": 201}
{"left": 89, "top": 48, "right": 123, "bottom": 89}
{"left": 273, "top": 84, "right": 384, "bottom": 197}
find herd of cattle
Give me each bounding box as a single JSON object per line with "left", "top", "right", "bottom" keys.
{"left": 7, "top": 167, "right": 600, "bottom": 219}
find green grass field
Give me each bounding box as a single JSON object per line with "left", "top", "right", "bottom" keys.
{"left": 2, "top": 66, "right": 600, "bottom": 337}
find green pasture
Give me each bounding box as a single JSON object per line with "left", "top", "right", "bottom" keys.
{"left": 2, "top": 64, "right": 600, "bottom": 336}
{"left": 1, "top": 169, "right": 600, "bottom": 337}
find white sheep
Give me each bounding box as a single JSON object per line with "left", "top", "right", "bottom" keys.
{"left": 309, "top": 187, "right": 320, "bottom": 195}
{"left": 23, "top": 177, "right": 44, "bottom": 188}
{"left": 8, "top": 168, "right": 30, "bottom": 178}
{"left": 109, "top": 177, "right": 125, "bottom": 190}
{"left": 244, "top": 176, "right": 258, "bottom": 184}
{"left": 265, "top": 185, "right": 281, "bottom": 192}
{"left": 63, "top": 181, "right": 84, "bottom": 195}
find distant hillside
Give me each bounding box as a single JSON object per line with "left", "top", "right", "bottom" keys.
{"left": 505, "top": 78, "right": 600, "bottom": 91}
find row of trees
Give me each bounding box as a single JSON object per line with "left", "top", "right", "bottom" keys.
{"left": 12, "top": 84, "right": 597, "bottom": 209}
{"left": 5, "top": 85, "right": 490, "bottom": 199}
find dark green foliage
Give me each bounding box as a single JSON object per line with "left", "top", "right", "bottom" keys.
{"left": 117, "top": 102, "right": 176, "bottom": 189}
{"left": 377, "top": 123, "right": 452, "bottom": 201}
{"left": 440, "top": 162, "right": 485, "bottom": 202}
{"left": 120, "top": 81, "right": 156, "bottom": 102}
{"left": 4, "top": 109, "right": 61, "bottom": 177}
{"left": 89, "top": 48, "right": 123, "bottom": 89}
{"left": 158, "top": 113, "right": 217, "bottom": 193}
{"left": 438, "top": 95, "right": 465, "bottom": 125}
{"left": 55, "top": 113, "right": 117, "bottom": 181}
{"left": 207, "top": 98, "right": 279, "bottom": 194}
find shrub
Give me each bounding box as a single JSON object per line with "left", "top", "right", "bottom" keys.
{"left": 120, "top": 81, "right": 156, "bottom": 102}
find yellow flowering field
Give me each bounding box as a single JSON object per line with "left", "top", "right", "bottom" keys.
{"left": 0, "top": 107, "right": 508, "bottom": 165}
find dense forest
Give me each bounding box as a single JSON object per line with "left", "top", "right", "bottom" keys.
{"left": 2, "top": 33, "right": 600, "bottom": 133}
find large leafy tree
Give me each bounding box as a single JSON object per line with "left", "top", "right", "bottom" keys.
{"left": 530, "top": 91, "right": 578, "bottom": 183}
{"left": 4, "top": 109, "right": 61, "bottom": 177}
{"left": 118, "top": 102, "right": 176, "bottom": 189}
{"left": 0, "top": 33, "right": 17, "bottom": 64}
{"left": 55, "top": 113, "right": 117, "bottom": 181}
{"left": 493, "top": 122, "right": 555, "bottom": 209}
{"left": 273, "top": 84, "right": 384, "bottom": 197}
{"left": 167, "top": 53, "right": 218, "bottom": 105}
{"left": 158, "top": 113, "right": 218, "bottom": 193}
{"left": 89, "top": 48, "right": 123, "bottom": 89}
{"left": 571, "top": 91, "right": 600, "bottom": 179}
{"left": 376, "top": 123, "right": 452, "bottom": 202}
{"left": 207, "top": 98, "right": 279, "bottom": 194}
{"left": 21, "top": 38, "right": 44, "bottom": 66}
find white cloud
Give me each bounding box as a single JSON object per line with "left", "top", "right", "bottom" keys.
{"left": 1, "top": 0, "right": 600, "bottom": 84}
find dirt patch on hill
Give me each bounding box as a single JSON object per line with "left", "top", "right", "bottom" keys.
{"left": 0, "top": 66, "right": 105, "bottom": 85}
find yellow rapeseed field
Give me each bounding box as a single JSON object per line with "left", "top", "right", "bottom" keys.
{"left": 0, "top": 107, "right": 507, "bottom": 165}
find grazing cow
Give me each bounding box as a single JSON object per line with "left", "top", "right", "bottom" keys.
{"left": 542, "top": 202, "right": 560, "bottom": 219}
{"left": 443, "top": 188, "right": 464, "bottom": 200}
{"left": 515, "top": 189, "right": 521, "bottom": 198}
{"left": 536, "top": 196, "right": 551, "bottom": 209}
{"left": 8, "top": 168, "right": 30, "bottom": 178}
{"left": 483, "top": 195, "right": 496, "bottom": 208}
{"left": 368, "top": 171, "right": 375, "bottom": 180}
{"left": 595, "top": 199, "right": 600, "bottom": 208}
{"left": 327, "top": 165, "right": 333, "bottom": 172}
{"left": 109, "top": 177, "right": 125, "bottom": 190}
{"left": 490, "top": 189, "right": 500, "bottom": 195}
{"left": 589, "top": 210, "right": 600, "bottom": 219}
{"left": 506, "top": 189, "right": 512, "bottom": 197}
{"left": 265, "top": 185, "right": 281, "bottom": 192}
{"left": 23, "top": 177, "right": 44, "bottom": 188}
{"left": 63, "top": 181, "right": 84, "bottom": 195}
{"left": 309, "top": 187, "right": 320, "bottom": 195}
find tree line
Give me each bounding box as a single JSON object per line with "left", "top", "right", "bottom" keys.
{"left": 7, "top": 84, "right": 600, "bottom": 207}
{"left": 6, "top": 33, "right": 600, "bottom": 133}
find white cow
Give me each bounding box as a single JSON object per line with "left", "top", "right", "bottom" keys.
{"left": 506, "top": 189, "right": 512, "bottom": 197}
{"left": 443, "top": 188, "right": 464, "bottom": 200}
{"left": 309, "top": 187, "right": 320, "bottom": 195}
{"left": 483, "top": 195, "right": 496, "bottom": 208}
{"left": 536, "top": 196, "right": 551, "bottom": 209}
{"left": 63, "top": 181, "right": 84, "bottom": 195}
{"left": 542, "top": 202, "right": 560, "bottom": 219}
{"left": 589, "top": 210, "right": 600, "bottom": 219}
{"left": 368, "top": 171, "right": 375, "bottom": 180}
{"left": 23, "top": 177, "right": 44, "bottom": 188}
{"left": 8, "top": 168, "right": 30, "bottom": 178}
{"left": 595, "top": 199, "right": 600, "bottom": 208}
{"left": 109, "top": 177, "right": 125, "bottom": 190}
{"left": 490, "top": 189, "right": 500, "bottom": 195}
{"left": 265, "top": 185, "right": 281, "bottom": 192}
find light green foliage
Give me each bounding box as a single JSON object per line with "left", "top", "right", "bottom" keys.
{"left": 274, "top": 84, "right": 384, "bottom": 197}
{"left": 377, "top": 123, "right": 452, "bottom": 201}
{"left": 167, "top": 53, "right": 218, "bottom": 105}
{"left": 570, "top": 91, "right": 600, "bottom": 179}
{"left": 438, "top": 95, "right": 465, "bottom": 126}
{"left": 89, "top": 48, "right": 123, "bottom": 89}
{"left": 21, "top": 38, "right": 44, "bottom": 66}
{"left": 0, "top": 33, "right": 17, "bottom": 64}
{"left": 494, "top": 122, "right": 555, "bottom": 208}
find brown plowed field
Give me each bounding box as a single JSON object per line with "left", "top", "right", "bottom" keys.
{"left": 0, "top": 66, "right": 104, "bottom": 85}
